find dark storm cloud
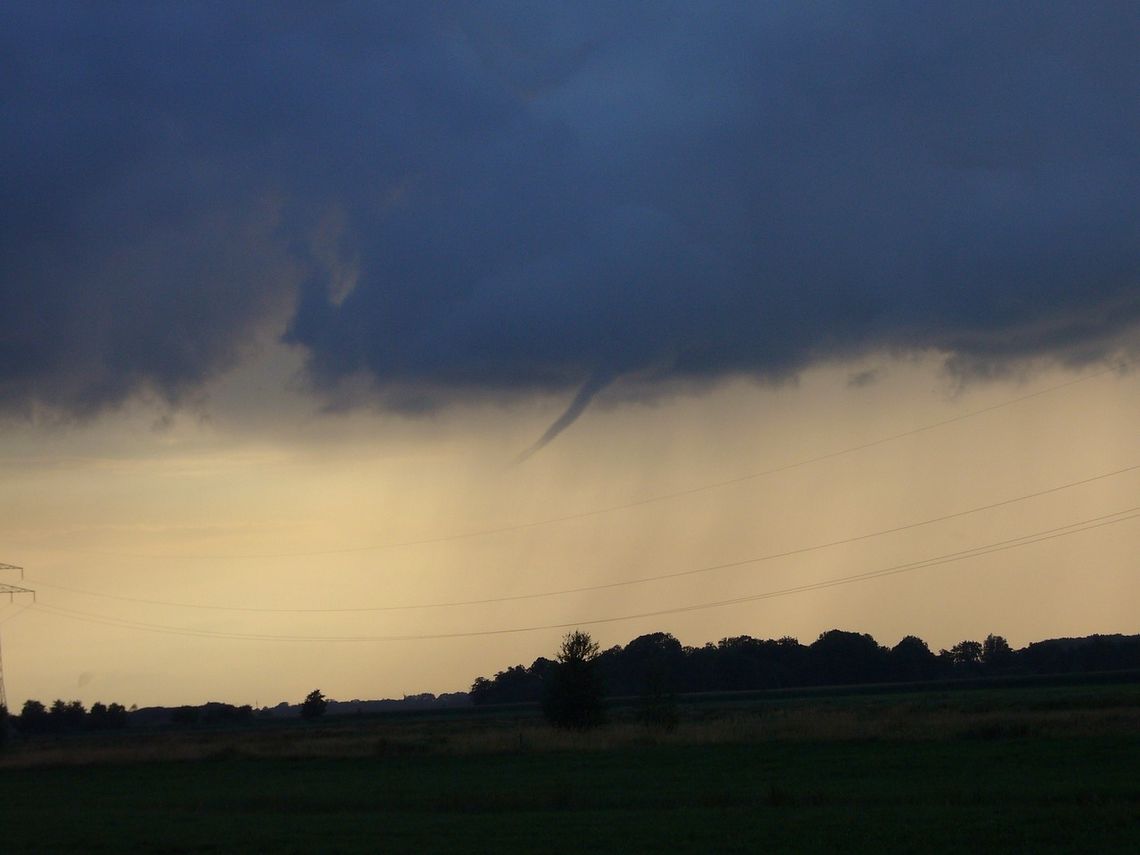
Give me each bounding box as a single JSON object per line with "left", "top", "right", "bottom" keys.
{"left": 2, "top": 3, "right": 1138, "bottom": 437}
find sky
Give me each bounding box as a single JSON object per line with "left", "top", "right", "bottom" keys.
{"left": 1, "top": 2, "right": 1138, "bottom": 708}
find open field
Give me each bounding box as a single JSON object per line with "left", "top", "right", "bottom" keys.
{"left": 2, "top": 680, "right": 1138, "bottom": 853}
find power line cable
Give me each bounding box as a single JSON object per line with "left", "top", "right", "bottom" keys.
{"left": 26, "top": 460, "right": 1140, "bottom": 613}
{"left": 28, "top": 503, "right": 1140, "bottom": 643}
{"left": 0, "top": 602, "right": 33, "bottom": 626}
{"left": 36, "top": 360, "right": 1134, "bottom": 561}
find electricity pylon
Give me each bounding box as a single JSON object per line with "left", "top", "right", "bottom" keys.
{"left": 0, "top": 631, "right": 8, "bottom": 713}
{"left": 0, "top": 563, "right": 34, "bottom": 712}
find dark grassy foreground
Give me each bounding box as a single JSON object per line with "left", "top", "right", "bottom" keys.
{"left": 2, "top": 683, "right": 1138, "bottom": 853}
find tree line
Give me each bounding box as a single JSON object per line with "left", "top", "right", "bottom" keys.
{"left": 470, "top": 629, "right": 1140, "bottom": 707}
{"left": 7, "top": 698, "right": 130, "bottom": 735}
{"left": 3, "top": 629, "right": 1134, "bottom": 742}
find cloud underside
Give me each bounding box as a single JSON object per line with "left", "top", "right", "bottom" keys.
{"left": 2, "top": 3, "right": 1137, "bottom": 443}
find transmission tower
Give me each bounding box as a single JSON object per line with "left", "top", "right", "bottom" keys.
{"left": 0, "top": 631, "right": 7, "bottom": 713}
{"left": 0, "top": 563, "right": 35, "bottom": 712}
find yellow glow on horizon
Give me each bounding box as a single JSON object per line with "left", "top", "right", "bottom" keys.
{"left": 1, "top": 354, "right": 1138, "bottom": 708}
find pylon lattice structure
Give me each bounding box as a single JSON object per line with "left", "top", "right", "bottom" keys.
{"left": 0, "top": 630, "right": 7, "bottom": 712}
{"left": 1, "top": 563, "right": 34, "bottom": 712}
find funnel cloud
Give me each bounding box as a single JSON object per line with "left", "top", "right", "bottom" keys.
{"left": 518, "top": 371, "right": 616, "bottom": 461}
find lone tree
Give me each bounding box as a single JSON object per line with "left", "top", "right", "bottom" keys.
{"left": 542, "top": 630, "right": 606, "bottom": 730}
{"left": 300, "top": 689, "right": 328, "bottom": 721}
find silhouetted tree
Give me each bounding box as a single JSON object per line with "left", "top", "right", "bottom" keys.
{"left": 87, "top": 701, "right": 129, "bottom": 731}
{"left": 810, "top": 630, "right": 888, "bottom": 685}
{"left": 199, "top": 702, "right": 254, "bottom": 724}
{"left": 0, "top": 704, "right": 8, "bottom": 749}
{"left": 768, "top": 636, "right": 810, "bottom": 688}
{"left": 48, "top": 699, "right": 67, "bottom": 731}
{"left": 106, "top": 702, "right": 129, "bottom": 729}
{"left": 19, "top": 699, "right": 48, "bottom": 734}
{"left": 596, "top": 645, "right": 626, "bottom": 694}
{"left": 469, "top": 658, "right": 550, "bottom": 705}
{"left": 622, "top": 632, "right": 685, "bottom": 698}
{"left": 542, "top": 630, "right": 606, "bottom": 730}
{"left": 982, "top": 634, "right": 1015, "bottom": 671}
{"left": 300, "top": 689, "right": 328, "bottom": 721}
{"left": 469, "top": 676, "right": 494, "bottom": 705}
{"left": 488, "top": 665, "right": 539, "bottom": 702}
{"left": 528, "top": 656, "right": 556, "bottom": 686}
{"left": 714, "top": 636, "right": 769, "bottom": 690}
{"left": 889, "top": 635, "right": 940, "bottom": 682}
{"left": 950, "top": 640, "right": 984, "bottom": 672}
{"left": 47, "top": 699, "right": 86, "bottom": 732}
{"left": 683, "top": 642, "right": 720, "bottom": 692}
{"left": 88, "top": 702, "right": 109, "bottom": 730}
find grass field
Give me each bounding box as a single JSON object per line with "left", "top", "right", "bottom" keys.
{"left": 2, "top": 681, "right": 1138, "bottom": 853}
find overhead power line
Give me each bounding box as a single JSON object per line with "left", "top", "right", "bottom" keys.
{"left": 39, "top": 360, "right": 1134, "bottom": 561}
{"left": 28, "top": 503, "right": 1140, "bottom": 643}
{"left": 27, "top": 460, "right": 1140, "bottom": 613}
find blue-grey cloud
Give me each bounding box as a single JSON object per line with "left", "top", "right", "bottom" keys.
{"left": 2, "top": 2, "right": 1137, "bottom": 440}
